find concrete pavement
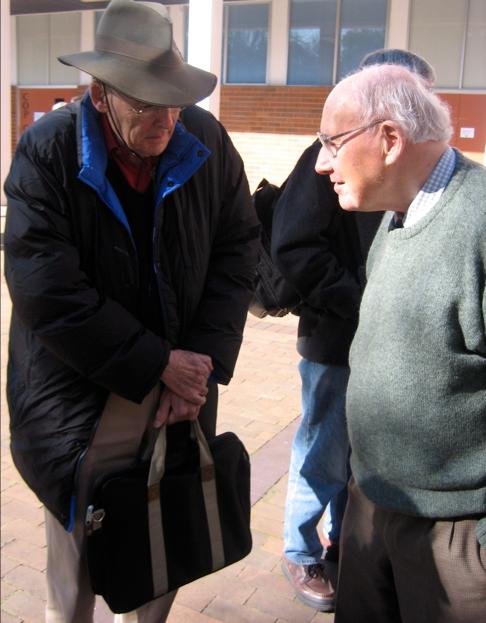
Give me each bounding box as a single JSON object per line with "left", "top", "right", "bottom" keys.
{"left": 1, "top": 251, "right": 335, "bottom": 623}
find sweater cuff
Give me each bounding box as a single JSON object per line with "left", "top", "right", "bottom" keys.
{"left": 476, "top": 516, "right": 486, "bottom": 549}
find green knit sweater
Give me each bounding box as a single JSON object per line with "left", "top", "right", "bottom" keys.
{"left": 347, "top": 152, "right": 486, "bottom": 524}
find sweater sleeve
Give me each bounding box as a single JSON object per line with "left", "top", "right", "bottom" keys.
{"left": 4, "top": 135, "right": 169, "bottom": 403}
{"left": 476, "top": 517, "right": 486, "bottom": 550}
{"left": 272, "top": 141, "right": 362, "bottom": 319}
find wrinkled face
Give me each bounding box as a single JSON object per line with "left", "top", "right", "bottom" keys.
{"left": 92, "top": 84, "right": 181, "bottom": 158}
{"left": 315, "top": 94, "right": 388, "bottom": 212}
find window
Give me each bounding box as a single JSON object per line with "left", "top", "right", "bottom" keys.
{"left": 287, "top": 0, "right": 387, "bottom": 86}
{"left": 337, "top": 0, "right": 387, "bottom": 80}
{"left": 288, "top": 0, "right": 337, "bottom": 85}
{"left": 409, "top": 0, "right": 486, "bottom": 89}
{"left": 95, "top": 10, "right": 103, "bottom": 30}
{"left": 17, "top": 13, "right": 81, "bottom": 86}
{"left": 224, "top": 3, "right": 269, "bottom": 84}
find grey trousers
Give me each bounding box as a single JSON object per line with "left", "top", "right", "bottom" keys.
{"left": 45, "top": 508, "right": 176, "bottom": 623}
{"left": 335, "top": 478, "right": 486, "bottom": 623}
{"left": 44, "top": 384, "right": 218, "bottom": 623}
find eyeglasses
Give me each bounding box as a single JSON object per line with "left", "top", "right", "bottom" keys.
{"left": 107, "top": 86, "right": 183, "bottom": 116}
{"left": 316, "top": 119, "right": 385, "bottom": 158}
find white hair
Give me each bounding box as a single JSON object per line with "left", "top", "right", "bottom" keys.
{"left": 341, "top": 65, "right": 452, "bottom": 143}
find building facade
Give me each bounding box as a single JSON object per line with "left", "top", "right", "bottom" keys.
{"left": 2, "top": 0, "right": 485, "bottom": 198}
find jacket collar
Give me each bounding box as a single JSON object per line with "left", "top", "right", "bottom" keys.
{"left": 76, "top": 94, "right": 211, "bottom": 232}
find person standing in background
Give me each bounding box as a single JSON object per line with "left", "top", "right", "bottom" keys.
{"left": 273, "top": 50, "right": 435, "bottom": 613}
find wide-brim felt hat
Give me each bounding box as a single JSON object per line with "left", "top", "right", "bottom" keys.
{"left": 58, "top": 0, "right": 217, "bottom": 107}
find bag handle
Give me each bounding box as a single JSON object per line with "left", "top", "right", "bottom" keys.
{"left": 146, "top": 420, "right": 225, "bottom": 597}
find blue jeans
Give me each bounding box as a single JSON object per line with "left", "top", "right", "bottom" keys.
{"left": 284, "top": 359, "right": 350, "bottom": 565}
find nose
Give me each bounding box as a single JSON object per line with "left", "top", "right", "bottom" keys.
{"left": 315, "top": 146, "right": 333, "bottom": 175}
{"left": 153, "top": 107, "right": 179, "bottom": 126}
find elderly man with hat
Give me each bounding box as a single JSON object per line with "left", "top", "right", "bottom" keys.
{"left": 3, "top": 1, "right": 259, "bottom": 621}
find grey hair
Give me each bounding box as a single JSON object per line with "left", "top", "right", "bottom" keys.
{"left": 359, "top": 48, "right": 436, "bottom": 85}
{"left": 344, "top": 65, "right": 452, "bottom": 144}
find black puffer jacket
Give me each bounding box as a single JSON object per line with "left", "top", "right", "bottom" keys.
{"left": 4, "top": 98, "right": 259, "bottom": 528}
{"left": 272, "top": 141, "right": 383, "bottom": 365}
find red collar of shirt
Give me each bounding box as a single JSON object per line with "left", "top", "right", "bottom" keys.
{"left": 100, "top": 114, "right": 158, "bottom": 193}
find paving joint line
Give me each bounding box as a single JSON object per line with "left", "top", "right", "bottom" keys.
{"left": 249, "top": 416, "right": 299, "bottom": 505}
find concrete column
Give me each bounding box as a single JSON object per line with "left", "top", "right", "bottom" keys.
{"left": 387, "top": 0, "right": 411, "bottom": 49}
{"left": 187, "top": 0, "right": 223, "bottom": 117}
{"left": 1, "top": 3, "right": 12, "bottom": 204}
{"left": 167, "top": 4, "right": 186, "bottom": 56}
{"left": 79, "top": 10, "right": 95, "bottom": 85}
{"left": 10, "top": 14, "right": 17, "bottom": 86}
{"left": 268, "top": 0, "right": 290, "bottom": 84}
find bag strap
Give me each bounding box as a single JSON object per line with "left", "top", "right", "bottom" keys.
{"left": 146, "top": 420, "right": 225, "bottom": 597}
{"left": 80, "top": 386, "right": 160, "bottom": 526}
{"left": 193, "top": 421, "right": 225, "bottom": 572}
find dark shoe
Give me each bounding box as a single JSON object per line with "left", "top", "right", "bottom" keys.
{"left": 281, "top": 557, "right": 335, "bottom": 612}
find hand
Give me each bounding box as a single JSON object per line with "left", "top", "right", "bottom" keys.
{"left": 154, "top": 388, "right": 203, "bottom": 428}
{"left": 160, "top": 349, "right": 213, "bottom": 403}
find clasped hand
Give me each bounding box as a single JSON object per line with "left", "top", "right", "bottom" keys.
{"left": 155, "top": 349, "right": 213, "bottom": 428}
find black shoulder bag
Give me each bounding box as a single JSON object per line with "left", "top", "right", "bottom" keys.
{"left": 85, "top": 418, "right": 252, "bottom": 613}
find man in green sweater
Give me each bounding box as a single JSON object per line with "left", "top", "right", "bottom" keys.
{"left": 315, "top": 64, "right": 486, "bottom": 622}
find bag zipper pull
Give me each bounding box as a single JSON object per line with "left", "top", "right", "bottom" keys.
{"left": 85, "top": 504, "right": 106, "bottom": 535}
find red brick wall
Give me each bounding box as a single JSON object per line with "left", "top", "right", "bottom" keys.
{"left": 220, "top": 85, "right": 486, "bottom": 191}
{"left": 11, "top": 87, "right": 17, "bottom": 156}
{"left": 8, "top": 86, "right": 485, "bottom": 193}
{"left": 220, "top": 85, "right": 333, "bottom": 190}
{"left": 220, "top": 85, "right": 332, "bottom": 135}
{"left": 220, "top": 85, "right": 486, "bottom": 151}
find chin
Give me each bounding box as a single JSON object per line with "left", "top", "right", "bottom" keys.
{"left": 150, "top": 144, "right": 166, "bottom": 154}
{"left": 338, "top": 196, "right": 360, "bottom": 212}
{"left": 135, "top": 140, "right": 169, "bottom": 158}
{"left": 148, "top": 148, "right": 167, "bottom": 157}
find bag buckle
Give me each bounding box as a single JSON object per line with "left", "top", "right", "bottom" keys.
{"left": 85, "top": 504, "right": 106, "bottom": 535}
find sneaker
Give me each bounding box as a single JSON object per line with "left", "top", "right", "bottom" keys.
{"left": 281, "top": 557, "right": 335, "bottom": 612}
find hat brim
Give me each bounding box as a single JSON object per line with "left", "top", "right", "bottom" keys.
{"left": 58, "top": 51, "right": 217, "bottom": 107}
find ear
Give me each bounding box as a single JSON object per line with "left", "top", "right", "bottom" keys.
{"left": 89, "top": 82, "right": 108, "bottom": 113}
{"left": 381, "top": 121, "right": 405, "bottom": 165}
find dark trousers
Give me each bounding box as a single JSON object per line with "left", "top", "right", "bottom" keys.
{"left": 335, "top": 478, "right": 486, "bottom": 623}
